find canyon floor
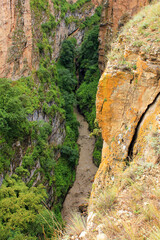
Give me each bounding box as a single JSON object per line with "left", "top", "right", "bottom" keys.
{"left": 62, "top": 109, "right": 98, "bottom": 223}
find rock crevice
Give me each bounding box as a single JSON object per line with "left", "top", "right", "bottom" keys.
{"left": 128, "top": 92, "right": 160, "bottom": 161}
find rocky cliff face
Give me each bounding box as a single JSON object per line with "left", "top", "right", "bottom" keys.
{"left": 0, "top": 0, "right": 32, "bottom": 79}
{"left": 96, "top": 52, "right": 160, "bottom": 185}
{"left": 0, "top": 0, "right": 101, "bottom": 80}
{"left": 98, "top": 0, "right": 152, "bottom": 73}
{"left": 59, "top": 2, "right": 160, "bottom": 240}
{"left": 96, "top": 1, "right": 160, "bottom": 186}
{"left": 52, "top": 5, "right": 95, "bottom": 60}
{"left": 0, "top": 0, "right": 101, "bottom": 207}
{"left": 84, "top": 2, "right": 160, "bottom": 239}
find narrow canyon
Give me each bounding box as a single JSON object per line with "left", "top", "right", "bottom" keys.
{"left": 62, "top": 109, "right": 98, "bottom": 222}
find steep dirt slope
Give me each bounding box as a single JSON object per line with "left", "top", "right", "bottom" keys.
{"left": 62, "top": 109, "right": 97, "bottom": 222}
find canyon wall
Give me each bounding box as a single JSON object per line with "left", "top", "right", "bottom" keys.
{"left": 98, "top": 0, "right": 151, "bottom": 73}
{"left": 0, "top": 0, "right": 102, "bottom": 210}
{"left": 82, "top": 3, "right": 160, "bottom": 239}
{"left": 95, "top": 0, "right": 160, "bottom": 192}
{"left": 0, "top": 0, "right": 100, "bottom": 80}
{"left": 0, "top": 0, "right": 32, "bottom": 80}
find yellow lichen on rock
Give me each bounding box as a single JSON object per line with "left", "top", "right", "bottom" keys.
{"left": 94, "top": 0, "right": 160, "bottom": 188}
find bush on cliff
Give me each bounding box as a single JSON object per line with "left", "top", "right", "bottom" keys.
{"left": 0, "top": 79, "right": 30, "bottom": 143}
{"left": 59, "top": 39, "right": 76, "bottom": 70}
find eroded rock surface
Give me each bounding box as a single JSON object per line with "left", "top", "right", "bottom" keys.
{"left": 94, "top": 0, "right": 160, "bottom": 187}
{"left": 96, "top": 38, "right": 160, "bottom": 187}
{"left": 0, "top": 0, "right": 32, "bottom": 79}
{"left": 0, "top": 0, "right": 101, "bottom": 79}
{"left": 98, "top": 0, "right": 151, "bottom": 72}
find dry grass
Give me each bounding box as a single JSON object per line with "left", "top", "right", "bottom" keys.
{"left": 149, "top": 227, "right": 160, "bottom": 240}
{"left": 107, "top": 1, "right": 160, "bottom": 65}
{"left": 86, "top": 161, "right": 160, "bottom": 240}
{"left": 93, "top": 186, "right": 118, "bottom": 213}
{"left": 146, "top": 130, "right": 160, "bottom": 159}
{"left": 64, "top": 212, "right": 86, "bottom": 237}
{"left": 62, "top": 161, "right": 160, "bottom": 239}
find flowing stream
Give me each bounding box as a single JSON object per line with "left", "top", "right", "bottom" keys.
{"left": 62, "top": 108, "right": 98, "bottom": 222}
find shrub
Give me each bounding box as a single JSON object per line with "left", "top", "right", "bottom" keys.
{"left": 0, "top": 79, "right": 30, "bottom": 142}
{"left": 93, "top": 187, "right": 118, "bottom": 212}
{"left": 41, "top": 15, "right": 56, "bottom": 34}
{"left": 59, "top": 40, "right": 76, "bottom": 69}
{"left": 61, "top": 145, "right": 79, "bottom": 168}
{"left": 57, "top": 68, "right": 77, "bottom": 93}
{"left": 93, "top": 135, "right": 103, "bottom": 167}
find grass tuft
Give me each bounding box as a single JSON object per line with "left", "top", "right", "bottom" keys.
{"left": 65, "top": 212, "right": 86, "bottom": 236}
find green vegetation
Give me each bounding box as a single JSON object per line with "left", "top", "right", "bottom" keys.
{"left": 41, "top": 15, "right": 57, "bottom": 34}
{"left": 93, "top": 135, "right": 103, "bottom": 167}
{"left": 69, "top": 0, "right": 91, "bottom": 12}
{"left": 52, "top": 0, "right": 91, "bottom": 18}
{"left": 0, "top": 79, "right": 29, "bottom": 142}
{"left": 0, "top": 175, "right": 47, "bottom": 239}
{"left": 53, "top": 38, "right": 79, "bottom": 215}
{"left": 30, "top": 0, "right": 49, "bottom": 11}
{"left": 0, "top": 10, "right": 79, "bottom": 238}
{"left": 76, "top": 25, "right": 100, "bottom": 130}
{"left": 76, "top": 25, "right": 103, "bottom": 167}
{"left": 29, "top": 0, "right": 81, "bottom": 231}
{"left": 0, "top": 67, "right": 64, "bottom": 173}
{"left": 59, "top": 39, "right": 76, "bottom": 70}
{"left": 0, "top": 0, "right": 104, "bottom": 238}
{"left": 0, "top": 43, "right": 78, "bottom": 237}
{"left": 80, "top": 6, "right": 102, "bottom": 29}
{"left": 0, "top": 40, "right": 78, "bottom": 240}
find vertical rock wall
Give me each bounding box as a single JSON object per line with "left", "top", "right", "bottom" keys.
{"left": 95, "top": 1, "right": 160, "bottom": 187}
{"left": 98, "top": 0, "right": 151, "bottom": 73}
{"left": 0, "top": 0, "right": 32, "bottom": 79}
{"left": 0, "top": 0, "right": 102, "bottom": 79}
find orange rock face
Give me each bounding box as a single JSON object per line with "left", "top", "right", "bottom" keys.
{"left": 0, "top": 0, "right": 32, "bottom": 79}
{"left": 133, "top": 94, "right": 160, "bottom": 164}
{"left": 95, "top": 1, "right": 160, "bottom": 185}
{"left": 98, "top": 0, "right": 151, "bottom": 73}
{"left": 96, "top": 58, "right": 160, "bottom": 184}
